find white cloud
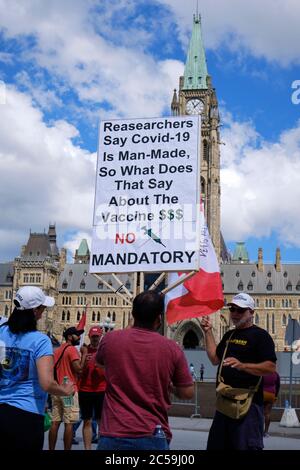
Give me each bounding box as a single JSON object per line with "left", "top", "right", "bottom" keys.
{"left": 221, "top": 115, "right": 300, "bottom": 246}
{"left": 0, "top": 85, "right": 96, "bottom": 260}
{"left": 159, "top": 0, "right": 300, "bottom": 66}
{"left": 0, "top": 0, "right": 183, "bottom": 118}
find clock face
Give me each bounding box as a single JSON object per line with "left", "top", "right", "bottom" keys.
{"left": 186, "top": 98, "right": 204, "bottom": 115}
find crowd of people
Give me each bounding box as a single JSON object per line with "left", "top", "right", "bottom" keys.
{"left": 0, "top": 287, "right": 280, "bottom": 451}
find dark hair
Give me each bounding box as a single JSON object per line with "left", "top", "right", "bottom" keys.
{"left": 7, "top": 307, "right": 37, "bottom": 334}
{"left": 132, "top": 291, "right": 164, "bottom": 328}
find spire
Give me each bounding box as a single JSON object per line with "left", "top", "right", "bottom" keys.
{"left": 183, "top": 14, "right": 208, "bottom": 90}
{"left": 232, "top": 242, "right": 249, "bottom": 264}
{"left": 171, "top": 89, "right": 179, "bottom": 115}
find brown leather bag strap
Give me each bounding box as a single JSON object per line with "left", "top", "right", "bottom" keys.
{"left": 217, "top": 331, "right": 235, "bottom": 384}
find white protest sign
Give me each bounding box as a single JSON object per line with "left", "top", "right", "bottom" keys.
{"left": 90, "top": 116, "right": 201, "bottom": 273}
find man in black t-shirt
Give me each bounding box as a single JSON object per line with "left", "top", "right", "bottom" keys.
{"left": 201, "top": 292, "right": 277, "bottom": 450}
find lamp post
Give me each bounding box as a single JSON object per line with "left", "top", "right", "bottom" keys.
{"left": 100, "top": 316, "right": 115, "bottom": 333}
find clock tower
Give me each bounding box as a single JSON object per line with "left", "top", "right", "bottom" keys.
{"left": 171, "top": 14, "right": 221, "bottom": 259}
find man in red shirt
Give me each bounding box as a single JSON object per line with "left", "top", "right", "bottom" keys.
{"left": 78, "top": 326, "right": 106, "bottom": 450}
{"left": 48, "top": 326, "right": 84, "bottom": 450}
{"left": 96, "top": 291, "right": 194, "bottom": 450}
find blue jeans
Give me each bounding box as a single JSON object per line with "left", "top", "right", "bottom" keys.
{"left": 97, "top": 436, "right": 169, "bottom": 451}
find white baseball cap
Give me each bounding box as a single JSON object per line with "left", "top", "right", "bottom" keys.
{"left": 14, "top": 286, "right": 55, "bottom": 310}
{"left": 228, "top": 292, "right": 255, "bottom": 310}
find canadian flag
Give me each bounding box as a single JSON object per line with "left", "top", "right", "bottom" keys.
{"left": 165, "top": 207, "right": 224, "bottom": 324}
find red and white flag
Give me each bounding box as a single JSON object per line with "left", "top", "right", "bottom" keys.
{"left": 165, "top": 208, "right": 224, "bottom": 324}
{"left": 77, "top": 307, "right": 87, "bottom": 348}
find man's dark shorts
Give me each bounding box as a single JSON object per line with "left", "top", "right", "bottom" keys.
{"left": 78, "top": 391, "right": 105, "bottom": 421}
{"left": 207, "top": 403, "right": 264, "bottom": 450}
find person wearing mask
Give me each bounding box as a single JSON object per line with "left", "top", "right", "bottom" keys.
{"left": 0, "top": 286, "right": 74, "bottom": 450}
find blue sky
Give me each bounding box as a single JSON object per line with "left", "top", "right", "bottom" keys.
{"left": 0, "top": 0, "right": 300, "bottom": 264}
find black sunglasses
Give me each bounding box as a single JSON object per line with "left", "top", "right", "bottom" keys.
{"left": 229, "top": 306, "right": 248, "bottom": 314}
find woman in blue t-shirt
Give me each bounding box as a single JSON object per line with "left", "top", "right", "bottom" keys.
{"left": 0, "top": 286, "right": 74, "bottom": 450}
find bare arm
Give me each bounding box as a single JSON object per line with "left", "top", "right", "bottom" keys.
{"left": 173, "top": 385, "right": 194, "bottom": 400}
{"left": 71, "top": 359, "right": 82, "bottom": 376}
{"left": 200, "top": 316, "right": 220, "bottom": 366}
{"left": 36, "top": 356, "right": 74, "bottom": 396}
{"left": 223, "top": 358, "right": 276, "bottom": 376}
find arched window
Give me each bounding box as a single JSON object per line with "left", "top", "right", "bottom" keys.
{"left": 247, "top": 281, "right": 253, "bottom": 291}
{"left": 251, "top": 271, "right": 256, "bottom": 277}
{"left": 236, "top": 271, "right": 240, "bottom": 277}
{"left": 238, "top": 281, "right": 243, "bottom": 291}
{"left": 266, "top": 314, "right": 269, "bottom": 332}
{"left": 77, "top": 311, "right": 81, "bottom": 321}
{"left": 98, "top": 282, "right": 103, "bottom": 290}
{"left": 266, "top": 282, "right": 272, "bottom": 291}
{"left": 67, "top": 311, "right": 70, "bottom": 321}
{"left": 282, "top": 314, "right": 287, "bottom": 326}
{"left": 80, "top": 280, "right": 86, "bottom": 289}
{"left": 272, "top": 313, "right": 275, "bottom": 334}
{"left": 114, "top": 298, "right": 117, "bottom": 306}
{"left": 272, "top": 299, "right": 275, "bottom": 307}
{"left": 62, "top": 311, "right": 65, "bottom": 321}
{"left": 62, "top": 296, "right": 65, "bottom": 305}
{"left": 256, "top": 299, "right": 259, "bottom": 307}
{"left": 4, "top": 305, "right": 9, "bottom": 317}
{"left": 286, "top": 281, "right": 292, "bottom": 291}
{"left": 62, "top": 280, "right": 68, "bottom": 289}
{"left": 265, "top": 299, "right": 268, "bottom": 308}
{"left": 203, "top": 140, "right": 209, "bottom": 162}
{"left": 107, "top": 312, "right": 111, "bottom": 318}
{"left": 112, "top": 312, "right": 116, "bottom": 322}
{"left": 97, "top": 312, "right": 100, "bottom": 322}
{"left": 92, "top": 312, "right": 96, "bottom": 322}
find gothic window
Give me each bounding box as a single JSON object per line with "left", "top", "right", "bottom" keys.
{"left": 288, "top": 314, "right": 292, "bottom": 321}
{"left": 289, "top": 299, "right": 292, "bottom": 307}
{"left": 238, "top": 281, "right": 243, "bottom": 291}
{"left": 266, "top": 314, "right": 269, "bottom": 332}
{"left": 62, "top": 311, "right": 65, "bottom": 321}
{"left": 283, "top": 271, "right": 288, "bottom": 277}
{"left": 286, "top": 282, "right": 292, "bottom": 291}
{"left": 266, "top": 281, "right": 272, "bottom": 291}
{"left": 62, "top": 280, "right": 68, "bottom": 289}
{"left": 112, "top": 312, "right": 116, "bottom": 322}
{"left": 62, "top": 296, "right": 65, "bottom": 305}
{"left": 272, "top": 314, "right": 275, "bottom": 334}
{"left": 282, "top": 314, "right": 287, "bottom": 326}
{"left": 36, "top": 274, "right": 41, "bottom": 283}
{"left": 92, "top": 312, "right": 96, "bottom": 322}
{"left": 255, "top": 314, "right": 259, "bottom": 325}
{"left": 77, "top": 311, "right": 81, "bottom": 321}
{"left": 67, "top": 311, "right": 70, "bottom": 321}
{"left": 267, "top": 271, "right": 272, "bottom": 278}
{"left": 30, "top": 274, "right": 35, "bottom": 283}
{"left": 80, "top": 280, "right": 86, "bottom": 289}
{"left": 273, "top": 299, "right": 275, "bottom": 307}
{"left": 236, "top": 271, "right": 240, "bottom": 277}
{"left": 265, "top": 299, "right": 268, "bottom": 308}
{"left": 256, "top": 299, "right": 259, "bottom": 307}
{"left": 92, "top": 297, "right": 95, "bottom": 306}
{"left": 247, "top": 281, "right": 253, "bottom": 291}
{"left": 203, "top": 140, "right": 209, "bottom": 163}
{"left": 97, "top": 312, "right": 100, "bottom": 322}
{"left": 107, "top": 312, "right": 111, "bottom": 318}
{"left": 251, "top": 271, "right": 256, "bottom": 277}
{"left": 69, "top": 270, "right": 73, "bottom": 277}
{"left": 4, "top": 305, "right": 9, "bottom": 317}
{"left": 114, "top": 298, "right": 117, "bottom": 306}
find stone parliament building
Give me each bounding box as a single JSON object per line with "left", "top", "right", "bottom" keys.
{"left": 1, "top": 15, "right": 300, "bottom": 351}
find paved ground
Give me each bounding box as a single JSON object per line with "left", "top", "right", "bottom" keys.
{"left": 43, "top": 417, "right": 300, "bottom": 450}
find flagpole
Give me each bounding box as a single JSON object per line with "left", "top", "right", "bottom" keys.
{"left": 162, "top": 271, "right": 196, "bottom": 295}
{"left": 288, "top": 319, "right": 295, "bottom": 406}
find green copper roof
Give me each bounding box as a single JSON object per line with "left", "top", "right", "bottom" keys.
{"left": 77, "top": 239, "right": 90, "bottom": 256}
{"left": 232, "top": 242, "right": 249, "bottom": 264}
{"left": 183, "top": 14, "right": 208, "bottom": 90}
